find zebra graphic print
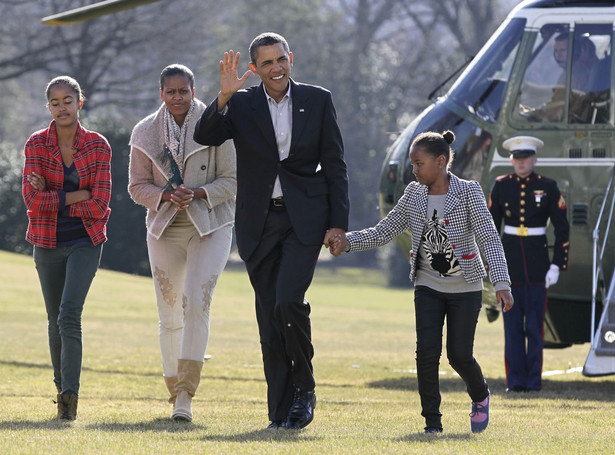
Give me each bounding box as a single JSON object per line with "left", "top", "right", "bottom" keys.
{"left": 421, "top": 209, "right": 461, "bottom": 277}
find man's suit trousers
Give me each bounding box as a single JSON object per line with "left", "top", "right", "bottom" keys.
{"left": 244, "top": 206, "right": 321, "bottom": 422}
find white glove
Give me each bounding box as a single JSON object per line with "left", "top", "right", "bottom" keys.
{"left": 545, "top": 264, "right": 560, "bottom": 288}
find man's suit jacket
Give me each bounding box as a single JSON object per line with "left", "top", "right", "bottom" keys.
{"left": 347, "top": 173, "right": 511, "bottom": 286}
{"left": 194, "top": 79, "right": 349, "bottom": 261}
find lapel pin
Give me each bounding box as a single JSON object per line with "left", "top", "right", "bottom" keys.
{"left": 299, "top": 109, "right": 305, "bottom": 113}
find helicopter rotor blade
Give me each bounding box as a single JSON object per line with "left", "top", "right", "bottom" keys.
{"left": 42, "top": 0, "right": 163, "bottom": 26}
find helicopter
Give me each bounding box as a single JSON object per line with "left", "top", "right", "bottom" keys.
{"left": 378, "top": 0, "right": 615, "bottom": 376}
{"left": 41, "top": 0, "right": 162, "bottom": 25}
{"left": 44, "top": 0, "right": 615, "bottom": 376}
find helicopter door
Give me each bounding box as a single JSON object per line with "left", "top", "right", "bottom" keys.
{"left": 513, "top": 22, "right": 613, "bottom": 125}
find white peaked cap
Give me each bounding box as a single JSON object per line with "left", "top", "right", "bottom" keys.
{"left": 502, "top": 136, "right": 544, "bottom": 158}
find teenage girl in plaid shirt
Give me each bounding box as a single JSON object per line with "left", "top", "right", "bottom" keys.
{"left": 22, "top": 76, "right": 112, "bottom": 421}
{"left": 327, "top": 131, "right": 514, "bottom": 434}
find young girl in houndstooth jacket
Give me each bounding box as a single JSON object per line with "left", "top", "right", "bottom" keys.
{"left": 327, "top": 130, "right": 514, "bottom": 434}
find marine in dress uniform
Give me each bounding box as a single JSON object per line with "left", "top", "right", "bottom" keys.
{"left": 488, "top": 136, "right": 570, "bottom": 392}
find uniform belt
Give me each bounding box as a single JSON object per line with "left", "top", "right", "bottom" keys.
{"left": 270, "top": 197, "right": 285, "bottom": 208}
{"left": 503, "top": 225, "right": 546, "bottom": 236}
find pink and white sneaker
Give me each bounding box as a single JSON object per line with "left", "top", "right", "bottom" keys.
{"left": 470, "top": 394, "right": 489, "bottom": 433}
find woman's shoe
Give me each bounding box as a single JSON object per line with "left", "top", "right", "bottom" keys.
{"left": 170, "top": 359, "right": 203, "bottom": 422}
{"left": 55, "top": 394, "right": 65, "bottom": 420}
{"left": 164, "top": 376, "right": 178, "bottom": 405}
{"left": 172, "top": 391, "right": 193, "bottom": 422}
{"left": 470, "top": 394, "right": 489, "bottom": 433}
{"left": 58, "top": 394, "right": 78, "bottom": 421}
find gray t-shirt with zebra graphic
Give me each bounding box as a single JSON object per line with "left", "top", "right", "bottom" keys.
{"left": 415, "top": 194, "right": 483, "bottom": 293}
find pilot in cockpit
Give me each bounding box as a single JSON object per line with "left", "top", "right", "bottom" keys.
{"left": 518, "top": 31, "right": 603, "bottom": 123}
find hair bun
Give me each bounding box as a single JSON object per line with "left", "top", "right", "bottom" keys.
{"left": 442, "top": 130, "right": 455, "bottom": 145}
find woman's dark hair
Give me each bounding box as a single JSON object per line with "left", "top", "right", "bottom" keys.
{"left": 411, "top": 130, "right": 456, "bottom": 169}
{"left": 160, "top": 64, "right": 195, "bottom": 90}
{"left": 249, "top": 32, "right": 290, "bottom": 64}
{"left": 46, "top": 76, "right": 85, "bottom": 103}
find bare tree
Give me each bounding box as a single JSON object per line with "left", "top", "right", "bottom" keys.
{"left": 401, "top": 0, "right": 503, "bottom": 56}
{"left": 0, "top": 0, "right": 218, "bottom": 113}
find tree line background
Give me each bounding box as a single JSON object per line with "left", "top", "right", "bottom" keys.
{"left": 0, "top": 0, "right": 517, "bottom": 281}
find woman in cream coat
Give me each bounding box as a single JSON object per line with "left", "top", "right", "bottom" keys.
{"left": 128, "top": 64, "right": 236, "bottom": 422}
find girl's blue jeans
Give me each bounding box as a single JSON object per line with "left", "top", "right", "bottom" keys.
{"left": 34, "top": 242, "right": 102, "bottom": 395}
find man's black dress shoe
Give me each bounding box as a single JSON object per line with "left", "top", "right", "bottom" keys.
{"left": 286, "top": 387, "right": 316, "bottom": 429}
{"left": 266, "top": 420, "right": 286, "bottom": 430}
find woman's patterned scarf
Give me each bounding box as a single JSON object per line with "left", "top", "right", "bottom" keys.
{"left": 162, "top": 100, "right": 195, "bottom": 178}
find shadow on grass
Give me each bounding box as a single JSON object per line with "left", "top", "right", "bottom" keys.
{"left": 85, "top": 417, "right": 206, "bottom": 433}
{"left": 0, "top": 418, "right": 78, "bottom": 431}
{"left": 1, "top": 360, "right": 359, "bottom": 392}
{"left": 0, "top": 360, "right": 265, "bottom": 385}
{"left": 0, "top": 359, "right": 159, "bottom": 377}
{"left": 0, "top": 417, "right": 206, "bottom": 433}
{"left": 398, "top": 431, "right": 472, "bottom": 443}
{"left": 202, "top": 428, "right": 320, "bottom": 443}
{"left": 0, "top": 417, "right": 322, "bottom": 441}
{"left": 367, "top": 375, "right": 615, "bottom": 402}
{"left": 367, "top": 375, "right": 457, "bottom": 393}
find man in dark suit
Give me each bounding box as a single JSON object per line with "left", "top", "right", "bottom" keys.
{"left": 488, "top": 136, "right": 569, "bottom": 393}
{"left": 194, "top": 32, "right": 349, "bottom": 430}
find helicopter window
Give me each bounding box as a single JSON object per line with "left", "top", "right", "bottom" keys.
{"left": 448, "top": 18, "right": 525, "bottom": 124}
{"left": 569, "top": 24, "right": 612, "bottom": 124}
{"left": 515, "top": 23, "right": 612, "bottom": 125}
{"left": 516, "top": 24, "right": 570, "bottom": 122}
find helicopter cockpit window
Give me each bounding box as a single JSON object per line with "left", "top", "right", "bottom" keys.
{"left": 448, "top": 18, "right": 525, "bottom": 124}
{"left": 515, "top": 23, "right": 612, "bottom": 125}
{"left": 570, "top": 24, "right": 612, "bottom": 124}
{"left": 516, "top": 24, "right": 569, "bottom": 122}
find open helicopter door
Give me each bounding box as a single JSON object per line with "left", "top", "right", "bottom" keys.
{"left": 583, "top": 166, "right": 615, "bottom": 376}
{"left": 583, "top": 272, "right": 615, "bottom": 376}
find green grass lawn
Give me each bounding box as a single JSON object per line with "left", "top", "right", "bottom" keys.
{"left": 1, "top": 249, "right": 614, "bottom": 454}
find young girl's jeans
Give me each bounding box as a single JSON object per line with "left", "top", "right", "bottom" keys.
{"left": 34, "top": 242, "right": 102, "bottom": 395}
{"left": 414, "top": 285, "right": 489, "bottom": 430}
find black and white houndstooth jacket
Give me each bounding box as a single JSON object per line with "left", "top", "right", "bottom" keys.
{"left": 347, "top": 173, "right": 511, "bottom": 286}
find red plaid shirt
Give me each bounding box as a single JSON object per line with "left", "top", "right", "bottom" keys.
{"left": 22, "top": 121, "right": 112, "bottom": 248}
